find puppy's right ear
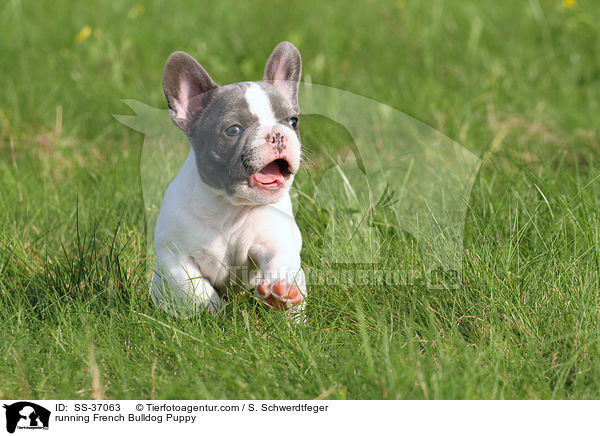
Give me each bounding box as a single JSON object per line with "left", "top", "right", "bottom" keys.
{"left": 163, "top": 51, "right": 218, "bottom": 132}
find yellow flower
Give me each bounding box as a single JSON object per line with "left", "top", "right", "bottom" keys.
{"left": 563, "top": 0, "right": 576, "bottom": 8}
{"left": 75, "top": 25, "right": 92, "bottom": 42}
{"left": 396, "top": 0, "right": 406, "bottom": 9}
{"left": 128, "top": 4, "right": 145, "bottom": 19}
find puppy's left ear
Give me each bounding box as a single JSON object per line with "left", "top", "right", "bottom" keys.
{"left": 163, "top": 51, "right": 218, "bottom": 133}
{"left": 263, "top": 41, "right": 302, "bottom": 110}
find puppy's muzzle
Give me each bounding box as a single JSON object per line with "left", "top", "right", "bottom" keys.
{"left": 268, "top": 131, "right": 286, "bottom": 154}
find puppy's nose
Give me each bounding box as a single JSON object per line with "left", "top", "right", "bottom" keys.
{"left": 267, "top": 131, "right": 286, "bottom": 154}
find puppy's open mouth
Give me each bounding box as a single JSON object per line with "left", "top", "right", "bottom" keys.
{"left": 251, "top": 159, "right": 292, "bottom": 189}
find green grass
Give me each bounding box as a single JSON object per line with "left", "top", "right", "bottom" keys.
{"left": 1, "top": 0, "right": 600, "bottom": 399}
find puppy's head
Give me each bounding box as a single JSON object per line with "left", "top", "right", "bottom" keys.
{"left": 163, "top": 41, "right": 302, "bottom": 205}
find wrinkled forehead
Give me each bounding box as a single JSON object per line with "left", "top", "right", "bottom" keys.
{"left": 203, "top": 82, "right": 294, "bottom": 126}
{"left": 251, "top": 82, "right": 296, "bottom": 122}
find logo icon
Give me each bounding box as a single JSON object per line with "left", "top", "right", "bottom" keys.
{"left": 2, "top": 402, "right": 50, "bottom": 434}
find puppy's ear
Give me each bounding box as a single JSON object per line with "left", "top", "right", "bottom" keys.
{"left": 163, "top": 51, "right": 218, "bottom": 132}
{"left": 263, "top": 41, "right": 302, "bottom": 110}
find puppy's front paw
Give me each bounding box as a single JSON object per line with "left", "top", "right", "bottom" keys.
{"left": 256, "top": 279, "right": 303, "bottom": 310}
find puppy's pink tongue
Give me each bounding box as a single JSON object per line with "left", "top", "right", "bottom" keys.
{"left": 254, "top": 161, "right": 282, "bottom": 184}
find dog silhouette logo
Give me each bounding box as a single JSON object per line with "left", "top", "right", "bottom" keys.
{"left": 2, "top": 402, "right": 50, "bottom": 433}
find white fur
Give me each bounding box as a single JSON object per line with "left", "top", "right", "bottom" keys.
{"left": 152, "top": 150, "right": 306, "bottom": 317}
{"left": 245, "top": 83, "right": 277, "bottom": 127}
{"left": 243, "top": 82, "right": 302, "bottom": 182}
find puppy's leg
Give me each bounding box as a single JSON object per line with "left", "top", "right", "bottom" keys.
{"left": 251, "top": 245, "right": 307, "bottom": 319}
{"left": 279, "top": 268, "right": 307, "bottom": 325}
{"left": 152, "top": 251, "right": 224, "bottom": 316}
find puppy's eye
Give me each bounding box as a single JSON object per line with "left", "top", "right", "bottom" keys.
{"left": 225, "top": 125, "right": 243, "bottom": 136}
{"left": 288, "top": 117, "right": 299, "bottom": 130}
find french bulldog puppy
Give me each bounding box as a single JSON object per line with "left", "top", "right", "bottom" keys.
{"left": 152, "top": 42, "right": 306, "bottom": 320}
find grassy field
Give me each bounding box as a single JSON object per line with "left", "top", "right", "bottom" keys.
{"left": 1, "top": 0, "right": 600, "bottom": 399}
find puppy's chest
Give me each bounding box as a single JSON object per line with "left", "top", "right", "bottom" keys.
{"left": 190, "top": 211, "right": 257, "bottom": 287}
